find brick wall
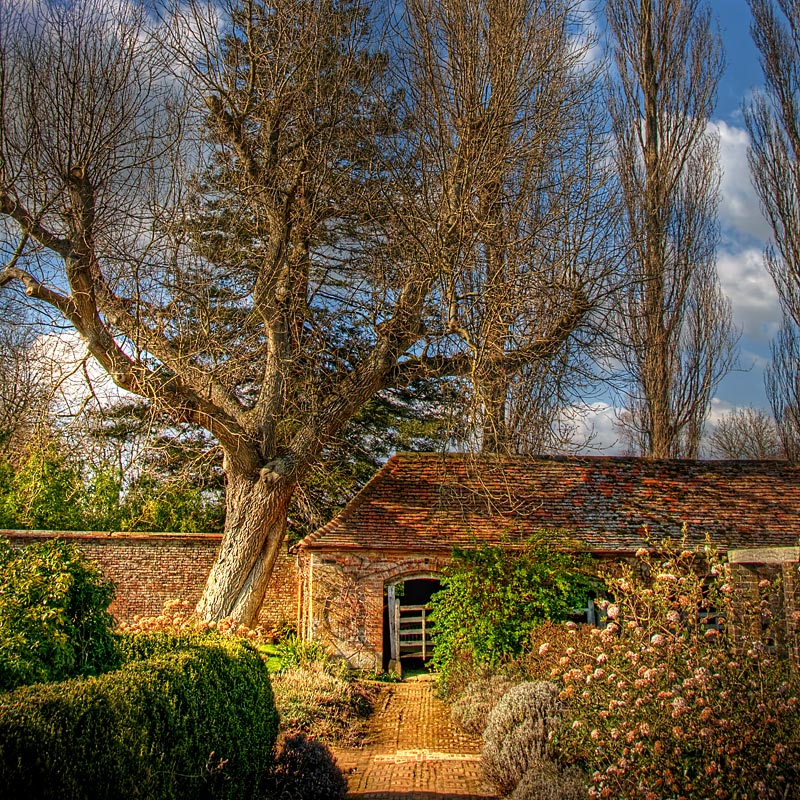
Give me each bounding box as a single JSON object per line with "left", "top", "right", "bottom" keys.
{"left": 2, "top": 530, "right": 300, "bottom": 631}
{"left": 728, "top": 547, "right": 800, "bottom": 668}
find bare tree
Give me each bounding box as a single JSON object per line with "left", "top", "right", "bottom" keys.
{"left": 0, "top": 0, "right": 611, "bottom": 623}
{"left": 765, "top": 319, "right": 800, "bottom": 460}
{"left": 607, "top": 0, "right": 737, "bottom": 458}
{"left": 745, "top": 0, "right": 800, "bottom": 460}
{"left": 0, "top": 301, "right": 46, "bottom": 461}
{"left": 400, "top": 0, "right": 616, "bottom": 454}
{"left": 708, "top": 406, "right": 782, "bottom": 459}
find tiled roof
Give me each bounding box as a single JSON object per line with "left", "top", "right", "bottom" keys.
{"left": 298, "top": 453, "right": 800, "bottom": 554}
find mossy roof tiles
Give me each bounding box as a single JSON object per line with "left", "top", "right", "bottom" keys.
{"left": 298, "top": 453, "right": 800, "bottom": 554}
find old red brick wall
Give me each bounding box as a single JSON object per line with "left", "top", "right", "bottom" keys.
{"left": 728, "top": 547, "right": 800, "bottom": 669}
{"left": 2, "top": 530, "right": 299, "bottom": 631}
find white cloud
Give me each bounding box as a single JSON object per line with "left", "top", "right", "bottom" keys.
{"left": 562, "top": 402, "right": 627, "bottom": 455}
{"left": 30, "top": 331, "right": 131, "bottom": 416}
{"left": 705, "top": 396, "right": 737, "bottom": 428}
{"left": 713, "top": 120, "right": 774, "bottom": 242}
{"left": 716, "top": 247, "right": 781, "bottom": 342}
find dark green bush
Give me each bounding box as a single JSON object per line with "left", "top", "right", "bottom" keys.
{"left": 0, "top": 537, "right": 120, "bottom": 690}
{"left": 0, "top": 634, "right": 279, "bottom": 799}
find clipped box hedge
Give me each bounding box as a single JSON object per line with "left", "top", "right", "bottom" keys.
{"left": 0, "top": 633, "right": 279, "bottom": 800}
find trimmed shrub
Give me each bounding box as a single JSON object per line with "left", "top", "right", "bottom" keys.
{"left": 0, "top": 537, "right": 119, "bottom": 690}
{"left": 451, "top": 672, "right": 519, "bottom": 735}
{"left": 268, "top": 733, "right": 347, "bottom": 800}
{"left": 482, "top": 681, "right": 563, "bottom": 796}
{"left": 0, "top": 635, "right": 279, "bottom": 799}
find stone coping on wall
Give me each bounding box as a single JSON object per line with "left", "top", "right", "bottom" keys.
{"left": 1, "top": 529, "right": 223, "bottom": 543}
{"left": 728, "top": 546, "right": 800, "bottom": 564}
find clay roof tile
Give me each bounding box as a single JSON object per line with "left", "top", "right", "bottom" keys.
{"left": 296, "top": 453, "right": 800, "bottom": 554}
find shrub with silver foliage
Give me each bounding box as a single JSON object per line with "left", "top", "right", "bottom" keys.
{"left": 451, "top": 673, "right": 519, "bottom": 735}
{"left": 509, "top": 759, "right": 586, "bottom": 800}
{"left": 481, "top": 681, "right": 562, "bottom": 796}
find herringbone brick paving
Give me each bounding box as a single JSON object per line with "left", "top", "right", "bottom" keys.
{"left": 333, "top": 676, "right": 498, "bottom": 800}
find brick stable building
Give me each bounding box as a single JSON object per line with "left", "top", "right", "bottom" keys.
{"left": 295, "top": 452, "right": 800, "bottom": 671}
{"left": 4, "top": 453, "right": 799, "bottom": 670}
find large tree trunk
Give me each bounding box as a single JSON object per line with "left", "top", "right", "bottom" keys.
{"left": 197, "top": 470, "right": 295, "bottom": 624}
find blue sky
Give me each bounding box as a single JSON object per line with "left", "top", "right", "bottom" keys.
{"left": 710, "top": 0, "right": 778, "bottom": 416}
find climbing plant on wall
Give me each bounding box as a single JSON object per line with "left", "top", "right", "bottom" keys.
{"left": 429, "top": 533, "right": 601, "bottom": 694}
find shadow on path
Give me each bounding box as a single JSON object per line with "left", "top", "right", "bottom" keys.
{"left": 334, "top": 679, "right": 498, "bottom": 800}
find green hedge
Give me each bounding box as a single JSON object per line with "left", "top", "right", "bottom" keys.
{"left": 0, "top": 634, "right": 279, "bottom": 799}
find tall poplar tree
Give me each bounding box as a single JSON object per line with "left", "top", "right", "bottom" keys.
{"left": 746, "top": 0, "right": 800, "bottom": 460}
{"left": 607, "top": 0, "right": 736, "bottom": 458}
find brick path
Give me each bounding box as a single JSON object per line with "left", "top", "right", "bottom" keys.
{"left": 333, "top": 676, "right": 499, "bottom": 800}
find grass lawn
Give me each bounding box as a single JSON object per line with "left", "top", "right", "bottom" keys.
{"left": 257, "top": 642, "right": 283, "bottom": 672}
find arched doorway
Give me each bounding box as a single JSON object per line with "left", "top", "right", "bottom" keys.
{"left": 383, "top": 575, "right": 442, "bottom": 673}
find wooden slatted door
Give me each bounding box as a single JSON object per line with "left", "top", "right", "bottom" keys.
{"left": 398, "top": 603, "right": 433, "bottom": 660}
{"left": 387, "top": 579, "right": 439, "bottom": 665}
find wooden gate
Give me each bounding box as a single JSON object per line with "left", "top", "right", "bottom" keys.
{"left": 387, "top": 580, "right": 437, "bottom": 664}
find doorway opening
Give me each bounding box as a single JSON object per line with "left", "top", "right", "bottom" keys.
{"left": 383, "top": 576, "right": 441, "bottom": 674}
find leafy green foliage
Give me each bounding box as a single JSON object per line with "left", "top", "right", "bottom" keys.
{"left": 429, "top": 535, "right": 600, "bottom": 695}
{"left": 2, "top": 440, "right": 86, "bottom": 530}
{"left": 0, "top": 633, "right": 279, "bottom": 799}
{"left": 0, "top": 436, "right": 224, "bottom": 533}
{"left": 276, "top": 634, "right": 333, "bottom": 671}
{"left": 0, "top": 537, "right": 119, "bottom": 690}
{"left": 120, "top": 475, "right": 225, "bottom": 533}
